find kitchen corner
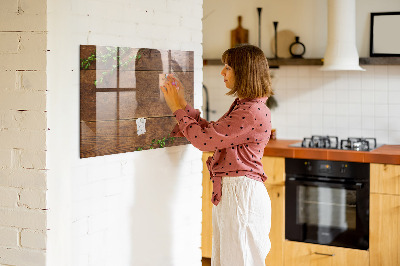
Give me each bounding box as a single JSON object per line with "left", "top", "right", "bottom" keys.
{"left": 202, "top": 139, "right": 400, "bottom": 265}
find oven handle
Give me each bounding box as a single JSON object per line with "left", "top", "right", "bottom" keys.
{"left": 286, "top": 177, "right": 364, "bottom": 189}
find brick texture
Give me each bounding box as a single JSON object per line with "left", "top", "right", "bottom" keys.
{"left": 0, "top": 0, "right": 47, "bottom": 264}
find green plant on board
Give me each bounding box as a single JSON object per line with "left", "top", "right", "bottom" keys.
{"left": 81, "top": 53, "right": 96, "bottom": 70}
{"left": 80, "top": 46, "right": 141, "bottom": 86}
{"left": 137, "top": 134, "right": 177, "bottom": 151}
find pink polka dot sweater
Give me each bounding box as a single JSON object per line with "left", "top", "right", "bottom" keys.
{"left": 171, "top": 97, "right": 272, "bottom": 206}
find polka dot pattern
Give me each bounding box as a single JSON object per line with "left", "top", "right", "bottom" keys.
{"left": 171, "top": 97, "right": 272, "bottom": 206}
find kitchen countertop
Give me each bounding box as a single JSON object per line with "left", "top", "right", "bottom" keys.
{"left": 263, "top": 139, "right": 400, "bottom": 165}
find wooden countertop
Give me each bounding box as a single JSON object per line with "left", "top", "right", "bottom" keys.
{"left": 263, "top": 139, "right": 400, "bottom": 165}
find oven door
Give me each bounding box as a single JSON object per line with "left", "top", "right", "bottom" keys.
{"left": 285, "top": 177, "right": 369, "bottom": 250}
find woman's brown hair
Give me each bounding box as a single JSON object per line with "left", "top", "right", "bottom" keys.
{"left": 221, "top": 44, "right": 273, "bottom": 99}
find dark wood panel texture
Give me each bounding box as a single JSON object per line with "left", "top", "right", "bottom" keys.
{"left": 80, "top": 45, "right": 193, "bottom": 158}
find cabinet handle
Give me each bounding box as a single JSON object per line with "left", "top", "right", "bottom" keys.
{"left": 314, "top": 252, "right": 335, "bottom": 257}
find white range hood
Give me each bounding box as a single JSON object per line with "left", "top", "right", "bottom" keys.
{"left": 320, "top": 0, "right": 365, "bottom": 71}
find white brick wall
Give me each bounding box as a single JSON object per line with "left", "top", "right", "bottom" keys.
{"left": 46, "top": 0, "right": 203, "bottom": 266}
{"left": 0, "top": 0, "right": 48, "bottom": 265}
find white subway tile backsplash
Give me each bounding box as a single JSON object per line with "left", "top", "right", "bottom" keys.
{"left": 338, "top": 90, "right": 350, "bottom": 103}
{"left": 374, "top": 65, "right": 388, "bottom": 77}
{"left": 323, "top": 87, "right": 336, "bottom": 103}
{"left": 286, "top": 77, "right": 299, "bottom": 89}
{"left": 388, "top": 65, "right": 400, "bottom": 76}
{"left": 323, "top": 115, "right": 336, "bottom": 129}
{"left": 361, "top": 90, "right": 375, "bottom": 104}
{"left": 348, "top": 90, "right": 362, "bottom": 104}
{"left": 361, "top": 104, "right": 375, "bottom": 117}
{"left": 362, "top": 116, "right": 375, "bottom": 130}
{"left": 374, "top": 77, "right": 388, "bottom": 91}
{"left": 323, "top": 103, "right": 336, "bottom": 115}
{"left": 310, "top": 77, "right": 324, "bottom": 90}
{"left": 336, "top": 103, "right": 349, "bottom": 116}
{"left": 206, "top": 65, "right": 399, "bottom": 144}
{"left": 388, "top": 75, "right": 400, "bottom": 91}
{"left": 336, "top": 115, "right": 348, "bottom": 129}
{"left": 374, "top": 117, "right": 389, "bottom": 130}
{"left": 349, "top": 128, "right": 363, "bottom": 137}
{"left": 388, "top": 91, "right": 400, "bottom": 104}
{"left": 388, "top": 117, "right": 400, "bottom": 131}
{"left": 388, "top": 131, "right": 400, "bottom": 144}
{"left": 285, "top": 66, "right": 298, "bottom": 77}
{"left": 361, "top": 128, "right": 375, "bottom": 138}
{"left": 348, "top": 116, "right": 362, "bottom": 129}
{"left": 298, "top": 77, "right": 311, "bottom": 89}
{"left": 375, "top": 104, "right": 389, "bottom": 117}
{"left": 389, "top": 104, "right": 400, "bottom": 117}
{"left": 335, "top": 73, "right": 349, "bottom": 90}
{"left": 374, "top": 90, "right": 388, "bottom": 104}
{"left": 374, "top": 130, "right": 389, "bottom": 144}
{"left": 298, "top": 66, "right": 311, "bottom": 78}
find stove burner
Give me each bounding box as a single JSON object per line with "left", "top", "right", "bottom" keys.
{"left": 301, "top": 135, "right": 339, "bottom": 149}
{"left": 295, "top": 136, "right": 378, "bottom": 151}
{"left": 340, "top": 137, "right": 377, "bottom": 151}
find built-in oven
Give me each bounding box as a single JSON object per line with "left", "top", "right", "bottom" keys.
{"left": 285, "top": 158, "right": 369, "bottom": 250}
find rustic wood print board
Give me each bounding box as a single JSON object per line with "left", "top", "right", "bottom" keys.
{"left": 80, "top": 45, "right": 193, "bottom": 158}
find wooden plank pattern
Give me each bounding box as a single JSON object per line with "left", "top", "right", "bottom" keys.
{"left": 80, "top": 117, "right": 189, "bottom": 158}
{"left": 80, "top": 70, "right": 194, "bottom": 121}
{"left": 80, "top": 45, "right": 194, "bottom": 158}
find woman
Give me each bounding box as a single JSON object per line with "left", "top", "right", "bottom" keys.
{"left": 161, "top": 44, "right": 273, "bottom": 266}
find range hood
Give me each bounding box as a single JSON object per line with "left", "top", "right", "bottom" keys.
{"left": 320, "top": 0, "right": 365, "bottom": 71}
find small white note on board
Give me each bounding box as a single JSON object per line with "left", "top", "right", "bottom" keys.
{"left": 136, "top": 117, "right": 146, "bottom": 136}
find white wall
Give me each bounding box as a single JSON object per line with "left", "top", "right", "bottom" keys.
{"left": 46, "top": 0, "right": 203, "bottom": 266}
{"left": 0, "top": 0, "right": 48, "bottom": 265}
{"left": 203, "top": 0, "right": 400, "bottom": 58}
{"left": 203, "top": 0, "right": 400, "bottom": 145}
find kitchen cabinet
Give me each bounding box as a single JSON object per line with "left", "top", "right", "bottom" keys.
{"left": 201, "top": 152, "right": 213, "bottom": 258}
{"left": 261, "top": 156, "right": 285, "bottom": 266}
{"left": 370, "top": 163, "right": 400, "bottom": 266}
{"left": 284, "top": 241, "right": 369, "bottom": 266}
{"left": 201, "top": 154, "right": 286, "bottom": 266}
{"left": 370, "top": 163, "right": 400, "bottom": 195}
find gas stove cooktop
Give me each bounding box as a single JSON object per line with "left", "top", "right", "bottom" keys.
{"left": 289, "top": 135, "right": 382, "bottom": 151}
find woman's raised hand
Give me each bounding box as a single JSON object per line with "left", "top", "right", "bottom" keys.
{"left": 160, "top": 74, "right": 186, "bottom": 113}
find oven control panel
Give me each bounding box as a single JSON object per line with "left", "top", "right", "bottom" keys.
{"left": 286, "top": 158, "right": 369, "bottom": 180}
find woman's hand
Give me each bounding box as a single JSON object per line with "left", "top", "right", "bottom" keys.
{"left": 173, "top": 75, "right": 187, "bottom": 108}
{"left": 160, "top": 74, "right": 186, "bottom": 113}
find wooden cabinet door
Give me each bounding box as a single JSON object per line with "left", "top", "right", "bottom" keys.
{"left": 264, "top": 184, "right": 284, "bottom": 266}
{"left": 261, "top": 156, "right": 285, "bottom": 186}
{"left": 284, "top": 241, "right": 369, "bottom": 266}
{"left": 201, "top": 152, "right": 213, "bottom": 258}
{"left": 370, "top": 193, "right": 400, "bottom": 266}
{"left": 370, "top": 163, "right": 400, "bottom": 195}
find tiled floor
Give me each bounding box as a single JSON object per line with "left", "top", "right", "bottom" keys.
{"left": 202, "top": 257, "right": 211, "bottom": 266}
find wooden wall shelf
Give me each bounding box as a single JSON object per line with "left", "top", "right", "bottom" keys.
{"left": 203, "top": 57, "right": 400, "bottom": 67}
{"left": 359, "top": 57, "right": 400, "bottom": 65}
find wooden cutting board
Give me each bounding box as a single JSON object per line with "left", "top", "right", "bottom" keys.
{"left": 231, "top": 16, "right": 249, "bottom": 48}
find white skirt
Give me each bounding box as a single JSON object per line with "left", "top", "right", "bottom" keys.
{"left": 212, "top": 176, "right": 271, "bottom": 266}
